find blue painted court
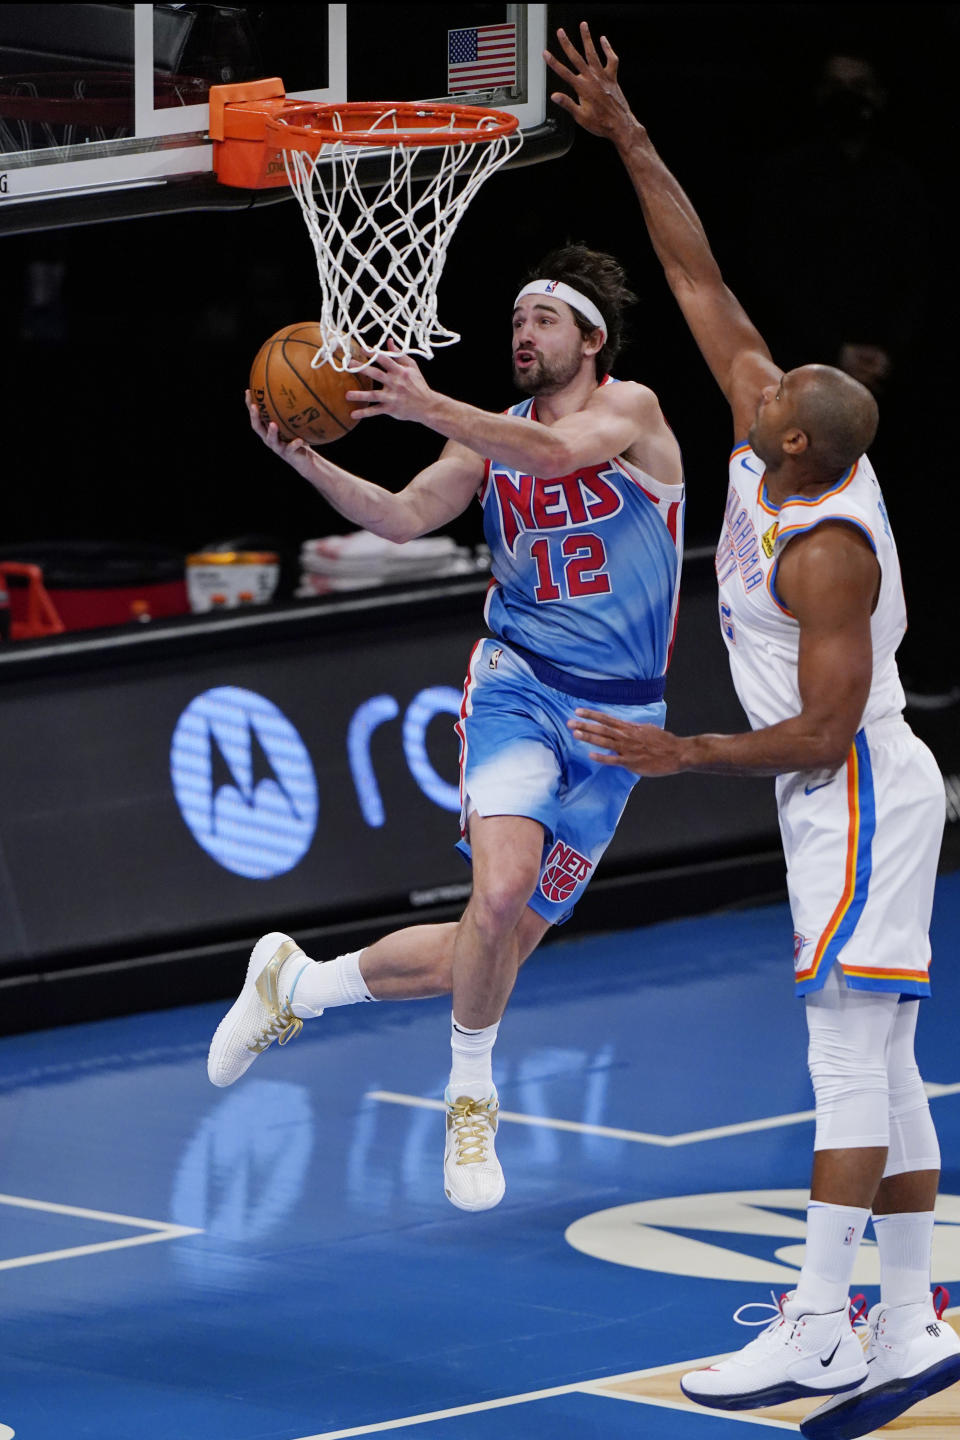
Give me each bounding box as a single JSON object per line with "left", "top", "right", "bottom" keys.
{"left": 1, "top": 872, "right": 958, "bottom": 1440}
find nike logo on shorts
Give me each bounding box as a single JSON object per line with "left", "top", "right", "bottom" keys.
{"left": 804, "top": 779, "right": 834, "bottom": 796}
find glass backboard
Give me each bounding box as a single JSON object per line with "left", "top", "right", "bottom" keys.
{"left": 0, "top": 4, "right": 561, "bottom": 235}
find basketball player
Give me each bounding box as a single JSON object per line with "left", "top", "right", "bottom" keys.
{"left": 548, "top": 24, "right": 959, "bottom": 1439}
{"left": 207, "top": 243, "right": 685, "bottom": 1215}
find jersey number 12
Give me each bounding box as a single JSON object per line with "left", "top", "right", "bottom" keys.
{"left": 530, "top": 534, "right": 611, "bottom": 603}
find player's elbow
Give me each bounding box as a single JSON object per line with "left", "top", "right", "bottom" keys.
{"left": 378, "top": 518, "right": 420, "bottom": 545}
{"left": 536, "top": 437, "right": 581, "bottom": 480}
{"left": 818, "top": 741, "right": 855, "bottom": 774}
{"left": 804, "top": 721, "right": 859, "bottom": 773}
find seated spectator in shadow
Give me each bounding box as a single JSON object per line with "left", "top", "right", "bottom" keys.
{"left": 744, "top": 52, "right": 954, "bottom": 698}
{"left": 745, "top": 52, "right": 929, "bottom": 396}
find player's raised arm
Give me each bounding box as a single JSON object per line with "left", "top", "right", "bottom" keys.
{"left": 247, "top": 390, "right": 484, "bottom": 543}
{"left": 546, "top": 22, "right": 779, "bottom": 437}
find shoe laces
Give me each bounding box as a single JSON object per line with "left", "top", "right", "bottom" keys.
{"left": 248, "top": 1003, "right": 302, "bottom": 1054}
{"left": 447, "top": 1096, "right": 497, "bottom": 1166}
{"left": 732, "top": 1291, "right": 788, "bottom": 1333}
{"left": 849, "top": 1293, "right": 871, "bottom": 1350}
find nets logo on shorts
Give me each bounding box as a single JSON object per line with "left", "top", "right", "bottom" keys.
{"left": 540, "top": 839, "right": 592, "bottom": 904}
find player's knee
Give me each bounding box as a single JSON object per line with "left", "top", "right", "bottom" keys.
{"left": 888, "top": 1058, "right": 926, "bottom": 1115}
{"left": 808, "top": 1047, "right": 888, "bottom": 1104}
{"left": 808, "top": 1033, "right": 889, "bottom": 1149}
{"left": 469, "top": 874, "right": 538, "bottom": 939}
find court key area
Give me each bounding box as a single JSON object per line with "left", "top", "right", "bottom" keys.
{"left": 0, "top": 871, "right": 958, "bottom": 1440}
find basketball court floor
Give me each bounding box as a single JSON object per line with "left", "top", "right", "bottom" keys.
{"left": 1, "top": 869, "right": 958, "bottom": 1440}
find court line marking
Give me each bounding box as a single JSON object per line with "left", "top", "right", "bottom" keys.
{"left": 587, "top": 1388, "right": 801, "bottom": 1430}
{"left": 367, "top": 1082, "right": 959, "bottom": 1148}
{"left": 297, "top": 1315, "right": 960, "bottom": 1440}
{"left": 0, "top": 1192, "right": 202, "bottom": 1271}
{"left": 292, "top": 1352, "right": 733, "bottom": 1439}
{"left": 367, "top": 1089, "right": 815, "bottom": 1145}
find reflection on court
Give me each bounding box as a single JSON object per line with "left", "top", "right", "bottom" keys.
{"left": 0, "top": 872, "right": 957, "bottom": 1439}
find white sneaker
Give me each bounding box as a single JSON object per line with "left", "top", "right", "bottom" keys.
{"left": 681, "top": 1293, "right": 868, "bottom": 1410}
{"left": 801, "top": 1290, "right": 960, "bottom": 1439}
{"left": 442, "top": 1087, "right": 505, "bottom": 1212}
{"left": 207, "top": 932, "right": 312, "bottom": 1087}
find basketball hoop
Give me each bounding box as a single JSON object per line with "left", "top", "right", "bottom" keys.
{"left": 213, "top": 95, "right": 522, "bottom": 370}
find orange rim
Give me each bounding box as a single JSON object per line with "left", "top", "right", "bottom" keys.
{"left": 263, "top": 100, "right": 519, "bottom": 152}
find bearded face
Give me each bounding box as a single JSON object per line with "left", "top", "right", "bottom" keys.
{"left": 512, "top": 332, "right": 585, "bottom": 396}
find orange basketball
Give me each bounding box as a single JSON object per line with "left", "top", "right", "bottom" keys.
{"left": 249, "top": 322, "right": 374, "bottom": 445}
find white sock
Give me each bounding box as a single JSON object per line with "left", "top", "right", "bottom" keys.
{"left": 793, "top": 1201, "right": 870, "bottom": 1314}
{"left": 284, "top": 950, "right": 374, "bottom": 1018}
{"left": 449, "top": 1015, "right": 499, "bottom": 1099}
{"left": 873, "top": 1211, "right": 935, "bottom": 1308}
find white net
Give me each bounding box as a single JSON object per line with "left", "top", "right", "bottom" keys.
{"left": 280, "top": 107, "right": 522, "bottom": 371}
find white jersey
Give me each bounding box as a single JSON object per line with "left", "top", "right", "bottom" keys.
{"left": 718, "top": 443, "right": 943, "bottom": 999}
{"left": 717, "top": 443, "right": 906, "bottom": 733}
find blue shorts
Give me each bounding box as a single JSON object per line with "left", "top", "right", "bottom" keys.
{"left": 454, "top": 639, "right": 667, "bottom": 924}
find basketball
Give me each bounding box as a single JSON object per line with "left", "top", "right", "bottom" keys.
{"left": 249, "top": 322, "right": 374, "bottom": 445}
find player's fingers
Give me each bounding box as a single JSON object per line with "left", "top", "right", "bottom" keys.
{"left": 543, "top": 47, "right": 574, "bottom": 81}
{"left": 570, "top": 725, "right": 616, "bottom": 748}
{"left": 574, "top": 707, "right": 617, "bottom": 725}
{"left": 568, "top": 716, "right": 604, "bottom": 734}
{"left": 549, "top": 91, "right": 578, "bottom": 115}
{"left": 384, "top": 340, "right": 413, "bottom": 364}
{"left": 554, "top": 26, "right": 588, "bottom": 73}
{"left": 588, "top": 751, "right": 620, "bottom": 766}
{"left": 372, "top": 350, "right": 403, "bottom": 372}
{"left": 579, "top": 21, "right": 604, "bottom": 70}
{"left": 344, "top": 388, "right": 377, "bottom": 403}
{"left": 599, "top": 34, "right": 619, "bottom": 74}
{"left": 358, "top": 364, "right": 389, "bottom": 384}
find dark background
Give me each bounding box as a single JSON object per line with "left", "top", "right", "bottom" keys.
{"left": 1, "top": 2, "right": 957, "bottom": 692}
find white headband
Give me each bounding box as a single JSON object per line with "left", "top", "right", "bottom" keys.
{"left": 514, "top": 280, "right": 608, "bottom": 342}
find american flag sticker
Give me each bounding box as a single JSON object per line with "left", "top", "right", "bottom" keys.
{"left": 447, "top": 23, "right": 517, "bottom": 94}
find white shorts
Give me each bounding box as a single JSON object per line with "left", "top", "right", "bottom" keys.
{"left": 778, "top": 715, "right": 944, "bottom": 997}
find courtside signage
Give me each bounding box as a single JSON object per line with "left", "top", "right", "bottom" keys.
{"left": 170, "top": 683, "right": 463, "bottom": 878}
{"left": 170, "top": 687, "right": 318, "bottom": 879}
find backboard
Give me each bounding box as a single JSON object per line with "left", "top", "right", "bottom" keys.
{"left": 0, "top": 4, "right": 563, "bottom": 235}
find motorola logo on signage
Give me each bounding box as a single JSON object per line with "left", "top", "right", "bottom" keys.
{"left": 170, "top": 687, "right": 318, "bottom": 879}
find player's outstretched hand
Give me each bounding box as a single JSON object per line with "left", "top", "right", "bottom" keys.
{"left": 246, "top": 390, "right": 317, "bottom": 477}
{"left": 345, "top": 342, "right": 435, "bottom": 424}
{"left": 569, "top": 708, "right": 689, "bottom": 776}
{"left": 544, "top": 23, "right": 637, "bottom": 143}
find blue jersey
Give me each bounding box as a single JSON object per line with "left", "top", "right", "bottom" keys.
{"left": 479, "top": 380, "right": 685, "bottom": 682}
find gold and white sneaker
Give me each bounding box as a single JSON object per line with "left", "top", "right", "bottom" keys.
{"left": 443, "top": 1086, "right": 505, "bottom": 1212}
{"left": 207, "top": 932, "right": 311, "bottom": 1087}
